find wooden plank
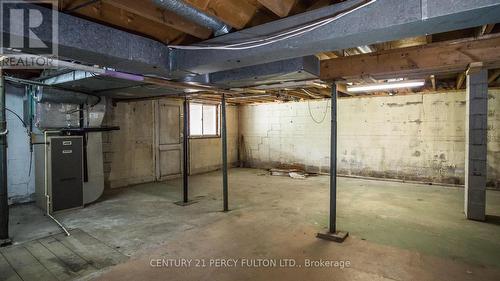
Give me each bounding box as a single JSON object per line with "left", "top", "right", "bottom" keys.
{"left": 38, "top": 236, "right": 95, "bottom": 275}
{"left": 479, "top": 24, "right": 495, "bottom": 36}
{"left": 373, "top": 36, "right": 428, "bottom": 51}
{"left": 54, "top": 229, "right": 127, "bottom": 269}
{"left": 185, "top": 0, "right": 257, "bottom": 29}
{"left": 335, "top": 83, "right": 352, "bottom": 95}
{"left": 258, "top": 0, "right": 296, "bottom": 17}
{"left": 320, "top": 35, "right": 500, "bottom": 80}
{"left": 0, "top": 252, "right": 22, "bottom": 281}
{"left": 430, "top": 75, "right": 436, "bottom": 90}
{"left": 24, "top": 241, "right": 77, "bottom": 281}
{"left": 456, "top": 72, "right": 466, "bottom": 89}
{"left": 102, "top": 0, "right": 212, "bottom": 39}
{"left": 1, "top": 246, "right": 55, "bottom": 281}
{"left": 488, "top": 69, "right": 500, "bottom": 84}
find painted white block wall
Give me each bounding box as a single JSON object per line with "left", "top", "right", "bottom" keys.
{"left": 239, "top": 90, "right": 500, "bottom": 186}
{"left": 6, "top": 84, "right": 35, "bottom": 204}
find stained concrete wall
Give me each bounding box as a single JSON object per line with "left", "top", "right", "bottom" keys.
{"left": 189, "top": 106, "right": 239, "bottom": 175}
{"left": 6, "top": 84, "right": 35, "bottom": 204}
{"left": 239, "top": 90, "right": 500, "bottom": 186}
{"left": 103, "top": 101, "right": 239, "bottom": 188}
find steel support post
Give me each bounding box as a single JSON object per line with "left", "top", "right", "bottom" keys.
{"left": 221, "top": 94, "right": 228, "bottom": 212}
{"left": 175, "top": 97, "right": 196, "bottom": 206}
{"left": 0, "top": 69, "right": 11, "bottom": 246}
{"left": 183, "top": 97, "right": 189, "bottom": 203}
{"left": 317, "top": 83, "right": 348, "bottom": 242}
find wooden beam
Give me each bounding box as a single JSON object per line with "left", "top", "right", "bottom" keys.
{"left": 489, "top": 69, "right": 500, "bottom": 84}
{"left": 258, "top": 0, "right": 296, "bottom": 17}
{"left": 479, "top": 24, "right": 495, "bottom": 36}
{"left": 456, "top": 72, "right": 466, "bottom": 89}
{"left": 102, "top": 0, "right": 212, "bottom": 39}
{"left": 430, "top": 75, "right": 436, "bottom": 91}
{"left": 373, "top": 36, "right": 428, "bottom": 51}
{"left": 61, "top": 0, "right": 185, "bottom": 44}
{"left": 184, "top": 0, "right": 257, "bottom": 29}
{"left": 320, "top": 35, "right": 500, "bottom": 80}
{"left": 335, "top": 83, "right": 351, "bottom": 96}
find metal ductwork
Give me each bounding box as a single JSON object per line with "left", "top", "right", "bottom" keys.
{"left": 153, "top": 0, "right": 231, "bottom": 36}
{"left": 35, "top": 87, "right": 100, "bottom": 105}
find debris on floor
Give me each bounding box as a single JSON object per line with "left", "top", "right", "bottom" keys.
{"left": 289, "top": 172, "right": 307, "bottom": 179}
{"left": 270, "top": 168, "right": 311, "bottom": 179}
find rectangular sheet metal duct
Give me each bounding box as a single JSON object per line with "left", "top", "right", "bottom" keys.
{"left": 209, "top": 56, "right": 319, "bottom": 88}
{"left": 171, "top": 0, "right": 500, "bottom": 75}
{"left": 1, "top": 2, "right": 169, "bottom": 75}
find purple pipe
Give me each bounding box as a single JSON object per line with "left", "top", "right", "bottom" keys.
{"left": 103, "top": 70, "right": 145, "bottom": 82}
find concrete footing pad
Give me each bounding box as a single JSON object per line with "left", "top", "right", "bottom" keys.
{"left": 174, "top": 201, "right": 198, "bottom": 206}
{"left": 0, "top": 238, "right": 12, "bottom": 247}
{"left": 316, "top": 231, "right": 349, "bottom": 243}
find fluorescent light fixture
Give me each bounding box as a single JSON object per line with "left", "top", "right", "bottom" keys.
{"left": 347, "top": 79, "right": 425, "bottom": 93}
{"left": 356, "top": 45, "right": 374, "bottom": 54}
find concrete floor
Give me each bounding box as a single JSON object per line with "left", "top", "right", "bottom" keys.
{"left": 6, "top": 168, "right": 500, "bottom": 280}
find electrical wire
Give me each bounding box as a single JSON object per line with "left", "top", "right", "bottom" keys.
{"left": 4, "top": 107, "right": 28, "bottom": 129}
{"left": 168, "top": 0, "right": 376, "bottom": 50}
{"left": 1, "top": 106, "right": 33, "bottom": 179}
{"left": 302, "top": 89, "right": 323, "bottom": 99}
{"left": 308, "top": 99, "right": 329, "bottom": 124}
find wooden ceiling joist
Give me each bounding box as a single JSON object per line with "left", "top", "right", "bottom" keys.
{"left": 257, "top": 0, "right": 296, "bottom": 17}
{"left": 102, "top": 0, "right": 213, "bottom": 39}
{"left": 456, "top": 73, "right": 466, "bottom": 89}
{"left": 61, "top": 0, "right": 185, "bottom": 44}
{"left": 430, "top": 75, "right": 437, "bottom": 91}
{"left": 489, "top": 69, "right": 500, "bottom": 84}
{"left": 320, "top": 34, "right": 500, "bottom": 80}
{"left": 184, "top": 0, "right": 257, "bottom": 29}
{"left": 479, "top": 24, "right": 495, "bottom": 36}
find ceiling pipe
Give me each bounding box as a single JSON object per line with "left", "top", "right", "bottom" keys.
{"left": 152, "top": 0, "right": 231, "bottom": 36}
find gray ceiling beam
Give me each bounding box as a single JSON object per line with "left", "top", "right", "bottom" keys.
{"left": 170, "top": 0, "right": 500, "bottom": 75}
{"left": 1, "top": 2, "right": 169, "bottom": 75}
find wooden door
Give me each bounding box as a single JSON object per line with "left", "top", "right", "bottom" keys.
{"left": 155, "top": 99, "right": 183, "bottom": 181}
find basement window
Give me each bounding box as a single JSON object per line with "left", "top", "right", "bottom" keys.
{"left": 189, "top": 103, "right": 220, "bottom": 138}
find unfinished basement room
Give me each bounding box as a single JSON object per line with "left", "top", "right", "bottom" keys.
{"left": 1, "top": 0, "right": 500, "bottom": 280}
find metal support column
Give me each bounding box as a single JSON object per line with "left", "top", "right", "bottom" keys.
{"left": 317, "top": 83, "right": 348, "bottom": 243}
{"left": 175, "top": 97, "right": 195, "bottom": 206}
{"left": 183, "top": 97, "right": 189, "bottom": 203}
{"left": 0, "top": 69, "right": 11, "bottom": 246}
{"left": 221, "top": 94, "right": 229, "bottom": 212}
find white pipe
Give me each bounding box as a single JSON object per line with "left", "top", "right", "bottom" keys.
{"left": 44, "top": 131, "right": 71, "bottom": 236}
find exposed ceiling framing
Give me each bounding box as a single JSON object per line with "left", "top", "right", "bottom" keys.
{"left": 59, "top": 0, "right": 324, "bottom": 44}
{"left": 10, "top": 1, "right": 500, "bottom": 104}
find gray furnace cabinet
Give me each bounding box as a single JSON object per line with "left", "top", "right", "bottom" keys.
{"left": 36, "top": 135, "right": 84, "bottom": 213}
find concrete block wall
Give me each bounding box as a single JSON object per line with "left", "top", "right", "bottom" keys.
{"left": 239, "top": 90, "right": 500, "bottom": 186}
{"left": 5, "top": 84, "right": 35, "bottom": 204}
